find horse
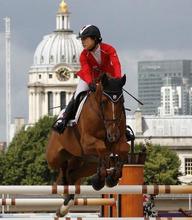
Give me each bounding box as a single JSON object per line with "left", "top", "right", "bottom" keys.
{"left": 46, "top": 73, "right": 130, "bottom": 216}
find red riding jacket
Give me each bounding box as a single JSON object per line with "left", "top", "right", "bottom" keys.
{"left": 77, "top": 43, "right": 122, "bottom": 84}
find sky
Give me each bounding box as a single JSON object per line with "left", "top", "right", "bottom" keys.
{"left": 1, "top": 0, "right": 192, "bottom": 141}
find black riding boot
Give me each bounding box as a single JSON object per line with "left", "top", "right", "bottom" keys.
{"left": 52, "top": 98, "right": 75, "bottom": 134}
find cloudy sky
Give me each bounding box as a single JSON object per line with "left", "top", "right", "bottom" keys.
{"left": 1, "top": 0, "right": 192, "bottom": 141}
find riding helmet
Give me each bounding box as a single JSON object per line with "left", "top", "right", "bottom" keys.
{"left": 78, "top": 25, "right": 102, "bottom": 43}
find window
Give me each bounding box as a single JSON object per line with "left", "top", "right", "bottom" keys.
{"left": 49, "top": 74, "right": 52, "bottom": 79}
{"left": 39, "top": 74, "right": 41, "bottom": 79}
{"left": 50, "top": 55, "right": 54, "bottom": 63}
{"left": 61, "top": 55, "right": 65, "bottom": 62}
{"left": 60, "top": 92, "right": 66, "bottom": 110}
{"left": 72, "top": 54, "right": 76, "bottom": 63}
{"left": 40, "top": 56, "right": 44, "bottom": 63}
{"left": 48, "top": 92, "right": 53, "bottom": 115}
{"left": 185, "top": 158, "right": 192, "bottom": 175}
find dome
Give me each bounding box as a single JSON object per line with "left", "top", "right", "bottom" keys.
{"left": 33, "top": 32, "right": 82, "bottom": 66}
{"left": 32, "top": 0, "right": 83, "bottom": 66}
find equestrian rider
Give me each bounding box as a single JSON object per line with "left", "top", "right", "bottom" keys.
{"left": 52, "top": 24, "right": 122, "bottom": 134}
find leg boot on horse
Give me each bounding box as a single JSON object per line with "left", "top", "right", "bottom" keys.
{"left": 106, "top": 156, "right": 123, "bottom": 187}
{"left": 91, "top": 157, "right": 109, "bottom": 191}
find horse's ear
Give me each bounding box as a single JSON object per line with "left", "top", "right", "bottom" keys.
{"left": 101, "top": 73, "right": 108, "bottom": 86}
{"left": 120, "top": 74, "right": 126, "bottom": 87}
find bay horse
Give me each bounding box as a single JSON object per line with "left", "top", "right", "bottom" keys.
{"left": 46, "top": 73, "right": 130, "bottom": 216}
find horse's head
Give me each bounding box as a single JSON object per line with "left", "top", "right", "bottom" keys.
{"left": 98, "top": 73, "right": 126, "bottom": 143}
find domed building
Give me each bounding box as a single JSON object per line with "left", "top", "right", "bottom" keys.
{"left": 28, "top": 0, "right": 82, "bottom": 124}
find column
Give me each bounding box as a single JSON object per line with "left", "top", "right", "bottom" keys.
{"left": 44, "top": 91, "right": 48, "bottom": 115}
{"left": 66, "top": 92, "right": 71, "bottom": 105}
{"left": 39, "top": 91, "right": 43, "bottom": 119}
{"left": 28, "top": 90, "right": 33, "bottom": 124}
{"left": 53, "top": 92, "right": 58, "bottom": 116}
{"left": 56, "top": 91, "right": 61, "bottom": 115}
{"left": 32, "top": 91, "right": 36, "bottom": 124}
{"left": 36, "top": 91, "right": 40, "bottom": 122}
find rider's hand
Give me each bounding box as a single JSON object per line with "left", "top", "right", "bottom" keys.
{"left": 88, "top": 83, "right": 96, "bottom": 92}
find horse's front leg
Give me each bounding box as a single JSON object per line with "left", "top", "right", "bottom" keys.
{"left": 91, "top": 157, "right": 108, "bottom": 191}
{"left": 81, "top": 134, "right": 107, "bottom": 156}
{"left": 81, "top": 135, "right": 109, "bottom": 190}
{"left": 105, "top": 140, "right": 129, "bottom": 188}
{"left": 106, "top": 155, "right": 124, "bottom": 187}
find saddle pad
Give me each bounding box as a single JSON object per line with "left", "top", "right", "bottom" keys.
{"left": 68, "top": 95, "right": 88, "bottom": 126}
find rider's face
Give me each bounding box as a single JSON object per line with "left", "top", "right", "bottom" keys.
{"left": 81, "top": 37, "right": 95, "bottom": 50}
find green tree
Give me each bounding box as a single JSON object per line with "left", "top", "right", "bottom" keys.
{"left": 142, "top": 142, "right": 181, "bottom": 185}
{"left": 0, "top": 151, "right": 5, "bottom": 181}
{"left": 1, "top": 115, "right": 181, "bottom": 185}
{"left": 1, "top": 116, "right": 56, "bottom": 185}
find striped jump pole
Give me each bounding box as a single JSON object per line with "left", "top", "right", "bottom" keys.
{"left": 0, "top": 217, "right": 191, "bottom": 220}
{"left": 0, "top": 185, "right": 192, "bottom": 195}
{"left": 12, "top": 217, "right": 192, "bottom": 220}
{"left": 0, "top": 198, "right": 116, "bottom": 207}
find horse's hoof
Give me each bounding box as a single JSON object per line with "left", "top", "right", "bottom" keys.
{"left": 91, "top": 174, "right": 105, "bottom": 191}
{"left": 105, "top": 174, "right": 119, "bottom": 187}
{"left": 56, "top": 208, "right": 64, "bottom": 217}
{"left": 56, "top": 198, "right": 74, "bottom": 217}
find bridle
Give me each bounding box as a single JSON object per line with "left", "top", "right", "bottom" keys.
{"left": 100, "top": 89, "right": 124, "bottom": 131}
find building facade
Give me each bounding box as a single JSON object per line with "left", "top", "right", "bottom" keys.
{"left": 28, "top": 0, "right": 82, "bottom": 124}
{"left": 138, "top": 60, "right": 192, "bottom": 115}
{"left": 127, "top": 109, "right": 192, "bottom": 184}
{"left": 158, "top": 77, "right": 189, "bottom": 116}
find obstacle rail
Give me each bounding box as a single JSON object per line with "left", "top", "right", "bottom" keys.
{"left": 53, "top": 218, "right": 192, "bottom": 220}
{"left": 0, "top": 198, "right": 115, "bottom": 206}
{"left": 0, "top": 217, "right": 190, "bottom": 220}
{"left": 0, "top": 185, "right": 192, "bottom": 195}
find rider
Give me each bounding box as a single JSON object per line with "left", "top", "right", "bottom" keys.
{"left": 52, "top": 24, "right": 122, "bottom": 134}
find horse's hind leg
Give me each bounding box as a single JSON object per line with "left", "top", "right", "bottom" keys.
{"left": 56, "top": 158, "right": 82, "bottom": 217}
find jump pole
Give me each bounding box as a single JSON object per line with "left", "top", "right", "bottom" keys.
{"left": 0, "top": 198, "right": 116, "bottom": 207}
{"left": 39, "top": 217, "right": 192, "bottom": 220}
{"left": 0, "top": 185, "right": 192, "bottom": 195}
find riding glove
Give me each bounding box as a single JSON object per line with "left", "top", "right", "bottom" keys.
{"left": 88, "top": 83, "right": 96, "bottom": 92}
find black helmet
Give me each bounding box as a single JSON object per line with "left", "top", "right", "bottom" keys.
{"left": 78, "top": 25, "right": 102, "bottom": 42}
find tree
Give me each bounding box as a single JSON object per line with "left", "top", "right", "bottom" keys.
{"left": 142, "top": 142, "right": 181, "bottom": 185}
{"left": 1, "top": 116, "right": 56, "bottom": 185}
{"left": 0, "top": 151, "right": 5, "bottom": 181}
{"left": 1, "top": 115, "right": 181, "bottom": 185}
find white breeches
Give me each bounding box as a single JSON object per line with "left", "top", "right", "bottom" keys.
{"left": 74, "top": 79, "right": 89, "bottom": 99}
